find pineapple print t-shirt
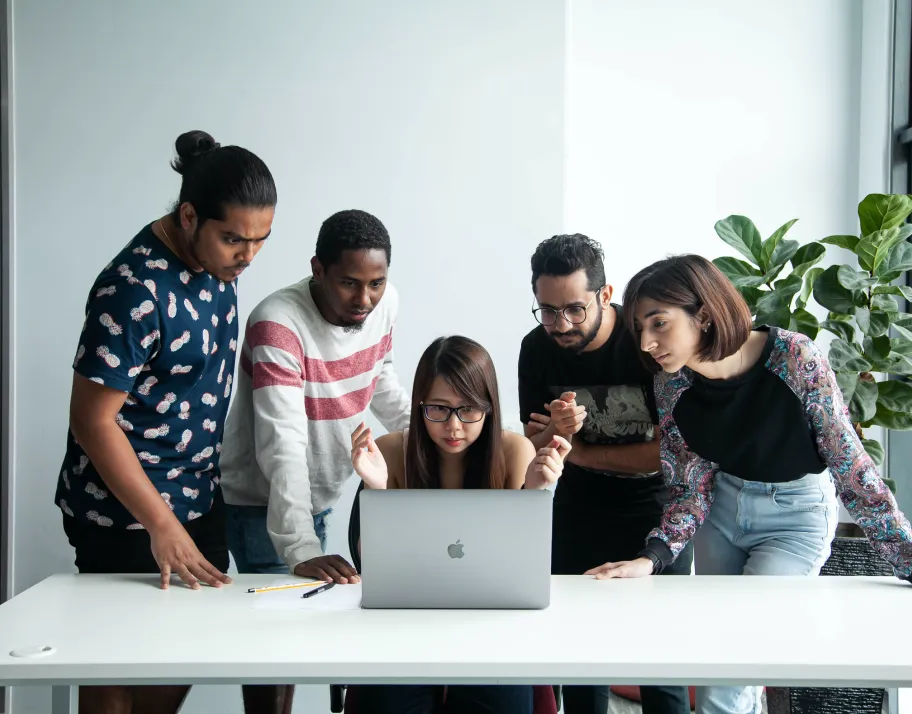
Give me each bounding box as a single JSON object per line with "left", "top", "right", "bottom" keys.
{"left": 55, "top": 223, "right": 239, "bottom": 528}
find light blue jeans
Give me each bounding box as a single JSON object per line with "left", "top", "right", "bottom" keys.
{"left": 693, "top": 471, "right": 838, "bottom": 714}
{"left": 225, "top": 505, "right": 331, "bottom": 574}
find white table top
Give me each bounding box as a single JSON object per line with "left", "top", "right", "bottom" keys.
{"left": 0, "top": 574, "right": 909, "bottom": 688}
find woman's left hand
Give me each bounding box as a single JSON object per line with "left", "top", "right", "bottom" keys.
{"left": 525, "top": 435, "right": 571, "bottom": 489}
{"left": 584, "top": 557, "right": 653, "bottom": 579}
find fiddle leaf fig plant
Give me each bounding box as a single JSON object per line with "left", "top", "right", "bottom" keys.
{"left": 712, "top": 215, "right": 825, "bottom": 339}
{"left": 812, "top": 193, "right": 912, "bottom": 477}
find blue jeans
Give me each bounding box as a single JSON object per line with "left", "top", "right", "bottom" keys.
{"left": 693, "top": 471, "right": 837, "bottom": 714}
{"left": 226, "top": 504, "right": 331, "bottom": 574}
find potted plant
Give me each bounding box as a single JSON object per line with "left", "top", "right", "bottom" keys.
{"left": 712, "top": 193, "right": 912, "bottom": 714}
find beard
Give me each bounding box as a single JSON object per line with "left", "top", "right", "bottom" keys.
{"left": 342, "top": 322, "right": 365, "bottom": 334}
{"left": 551, "top": 306, "right": 602, "bottom": 354}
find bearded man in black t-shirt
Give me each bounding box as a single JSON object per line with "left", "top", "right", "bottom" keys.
{"left": 518, "top": 234, "right": 693, "bottom": 714}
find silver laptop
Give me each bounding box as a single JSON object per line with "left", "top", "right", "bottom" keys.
{"left": 359, "top": 489, "right": 552, "bottom": 609}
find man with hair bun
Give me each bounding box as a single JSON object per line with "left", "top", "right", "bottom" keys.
{"left": 56, "top": 130, "right": 277, "bottom": 714}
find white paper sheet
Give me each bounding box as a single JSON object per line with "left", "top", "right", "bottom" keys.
{"left": 251, "top": 583, "right": 363, "bottom": 611}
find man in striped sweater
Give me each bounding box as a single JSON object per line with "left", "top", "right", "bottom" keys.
{"left": 220, "top": 209, "right": 410, "bottom": 588}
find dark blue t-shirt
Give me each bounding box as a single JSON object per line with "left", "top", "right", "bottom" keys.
{"left": 56, "top": 224, "right": 239, "bottom": 528}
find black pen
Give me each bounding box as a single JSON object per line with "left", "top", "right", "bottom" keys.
{"left": 301, "top": 581, "right": 335, "bottom": 599}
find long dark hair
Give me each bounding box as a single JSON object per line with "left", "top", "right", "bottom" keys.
{"left": 169, "top": 130, "right": 277, "bottom": 226}
{"left": 404, "top": 336, "right": 506, "bottom": 490}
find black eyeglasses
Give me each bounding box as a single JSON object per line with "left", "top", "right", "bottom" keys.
{"left": 532, "top": 289, "right": 601, "bottom": 327}
{"left": 420, "top": 403, "right": 488, "bottom": 423}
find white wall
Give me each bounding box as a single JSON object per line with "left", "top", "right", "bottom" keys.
{"left": 565, "top": 0, "right": 864, "bottom": 286}
{"left": 8, "top": 1, "right": 564, "bottom": 712}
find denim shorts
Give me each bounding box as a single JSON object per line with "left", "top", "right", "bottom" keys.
{"left": 225, "top": 504, "right": 331, "bottom": 575}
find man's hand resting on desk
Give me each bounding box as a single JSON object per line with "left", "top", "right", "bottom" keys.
{"left": 295, "top": 555, "right": 361, "bottom": 584}
{"left": 584, "top": 557, "right": 654, "bottom": 580}
{"left": 150, "top": 520, "right": 232, "bottom": 590}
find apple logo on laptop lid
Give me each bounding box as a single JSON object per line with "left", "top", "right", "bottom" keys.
{"left": 447, "top": 540, "right": 465, "bottom": 559}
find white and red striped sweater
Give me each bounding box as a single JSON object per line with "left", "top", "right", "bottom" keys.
{"left": 219, "top": 278, "right": 410, "bottom": 569}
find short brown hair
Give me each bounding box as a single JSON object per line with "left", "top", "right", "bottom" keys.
{"left": 622, "top": 254, "right": 752, "bottom": 364}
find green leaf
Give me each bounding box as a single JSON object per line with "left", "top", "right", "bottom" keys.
{"left": 878, "top": 354, "right": 912, "bottom": 375}
{"left": 771, "top": 274, "right": 803, "bottom": 301}
{"left": 767, "top": 240, "right": 800, "bottom": 274}
{"left": 861, "top": 438, "right": 885, "bottom": 466}
{"left": 858, "top": 193, "right": 912, "bottom": 237}
{"left": 821, "top": 319, "right": 856, "bottom": 342}
{"left": 790, "top": 242, "right": 826, "bottom": 277}
{"left": 796, "top": 267, "right": 824, "bottom": 309}
{"left": 883, "top": 477, "right": 897, "bottom": 494}
{"left": 856, "top": 308, "right": 893, "bottom": 337}
{"left": 848, "top": 377, "right": 879, "bottom": 423}
{"left": 828, "top": 339, "right": 873, "bottom": 371}
{"left": 864, "top": 335, "right": 892, "bottom": 362}
{"left": 754, "top": 298, "right": 791, "bottom": 328}
{"left": 755, "top": 277, "right": 801, "bottom": 327}
{"left": 813, "top": 265, "right": 860, "bottom": 314}
{"left": 875, "top": 225, "right": 912, "bottom": 273}
{"left": 871, "top": 402, "right": 912, "bottom": 430}
{"left": 875, "top": 241, "right": 912, "bottom": 281}
{"left": 872, "top": 294, "right": 900, "bottom": 313}
{"left": 836, "top": 265, "right": 878, "bottom": 291}
{"left": 836, "top": 371, "right": 859, "bottom": 401}
{"left": 894, "top": 312, "right": 912, "bottom": 327}
{"left": 890, "top": 336, "right": 912, "bottom": 355}
{"left": 858, "top": 225, "right": 912, "bottom": 274}
{"left": 760, "top": 219, "right": 799, "bottom": 272}
{"left": 876, "top": 379, "right": 912, "bottom": 413}
{"left": 788, "top": 308, "right": 819, "bottom": 339}
{"left": 713, "top": 256, "right": 766, "bottom": 288}
{"left": 715, "top": 215, "right": 763, "bottom": 266}
{"left": 739, "top": 286, "right": 763, "bottom": 314}
{"left": 820, "top": 234, "right": 859, "bottom": 251}
{"left": 873, "top": 284, "right": 912, "bottom": 301}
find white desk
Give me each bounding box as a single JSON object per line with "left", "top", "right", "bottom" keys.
{"left": 0, "top": 574, "right": 909, "bottom": 713}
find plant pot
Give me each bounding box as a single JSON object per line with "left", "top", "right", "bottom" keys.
{"left": 782, "top": 536, "right": 890, "bottom": 714}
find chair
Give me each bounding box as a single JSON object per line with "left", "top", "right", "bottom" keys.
{"left": 333, "top": 482, "right": 558, "bottom": 714}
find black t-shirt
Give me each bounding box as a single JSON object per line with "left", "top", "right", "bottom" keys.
{"left": 674, "top": 327, "right": 825, "bottom": 483}
{"left": 518, "top": 305, "right": 667, "bottom": 510}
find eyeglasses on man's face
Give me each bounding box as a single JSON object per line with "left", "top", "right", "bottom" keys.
{"left": 420, "top": 403, "right": 488, "bottom": 423}
{"left": 532, "top": 289, "right": 601, "bottom": 327}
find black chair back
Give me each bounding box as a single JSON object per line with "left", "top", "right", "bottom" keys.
{"left": 348, "top": 480, "right": 365, "bottom": 574}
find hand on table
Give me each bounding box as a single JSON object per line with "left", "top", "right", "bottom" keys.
{"left": 295, "top": 555, "right": 361, "bottom": 584}
{"left": 584, "top": 557, "right": 654, "bottom": 580}
{"left": 149, "top": 521, "right": 232, "bottom": 590}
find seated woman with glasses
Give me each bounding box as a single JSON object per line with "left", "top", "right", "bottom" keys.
{"left": 347, "top": 334, "right": 570, "bottom": 714}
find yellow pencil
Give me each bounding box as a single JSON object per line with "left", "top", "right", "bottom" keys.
{"left": 247, "top": 581, "right": 325, "bottom": 594}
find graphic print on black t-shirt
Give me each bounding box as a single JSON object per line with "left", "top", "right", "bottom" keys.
{"left": 553, "top": 384, "right": 655, "bottom": 445}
